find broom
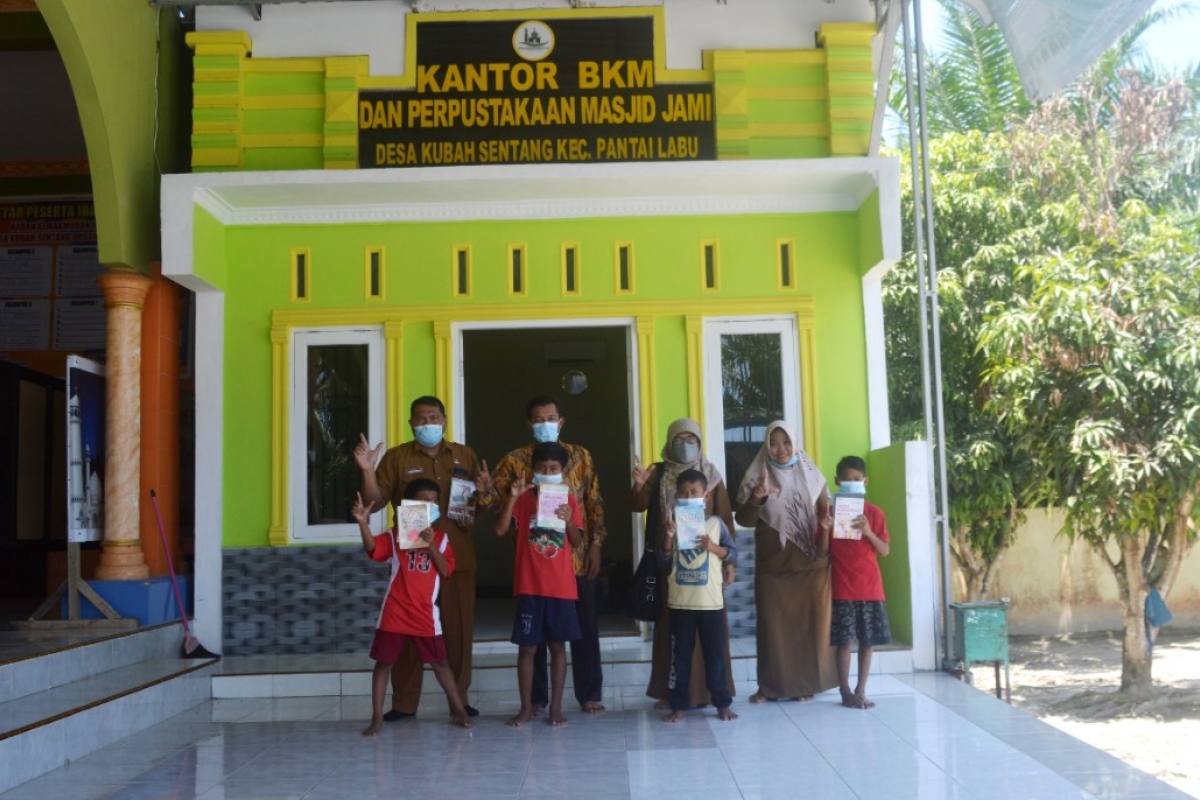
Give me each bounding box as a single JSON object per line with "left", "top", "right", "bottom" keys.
{"left": 150, "top": 489, "right": 218, "bottom": 659}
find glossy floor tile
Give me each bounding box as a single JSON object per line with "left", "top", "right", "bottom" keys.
{"left": 1, "top": 669, "right": 1191, "bottom": 800}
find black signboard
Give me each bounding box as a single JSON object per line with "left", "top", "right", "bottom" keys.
{"left": 358, "top": 16, "right": 715, "bottom": 168}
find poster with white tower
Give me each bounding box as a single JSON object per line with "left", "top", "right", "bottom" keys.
{"left": 66, "top": 355, "right": 105, "bottom": 543}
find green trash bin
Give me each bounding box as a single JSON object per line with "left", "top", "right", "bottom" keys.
{"left": 950, "top": 600, "right": 1011, "bottom": 701}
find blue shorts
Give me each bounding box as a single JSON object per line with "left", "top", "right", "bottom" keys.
{"left": 511, "top": 594, "right": 581, "bottom": 647}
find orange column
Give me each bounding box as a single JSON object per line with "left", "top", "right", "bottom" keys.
{"left": 94, "top": 268, "right": 153, "bottom": 581}
{"left": 139, "top": 263, "right": 182, "bottom": 577}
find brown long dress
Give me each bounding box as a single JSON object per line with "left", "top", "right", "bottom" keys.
{"left": 736, "top": 498, "right": 837, "bottom": 699}
{"left": 632, "top": 471, "right": 736, "bottom": 706}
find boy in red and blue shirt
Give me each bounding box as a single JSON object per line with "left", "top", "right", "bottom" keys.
{"left": 830, "top": 456, "right": 891, "bottom": 710}
{"left": 353, "top": 478, "right": 473, "bottom": 734}
{"left": 493, "top": 440, "right": 583, "bottom": 728}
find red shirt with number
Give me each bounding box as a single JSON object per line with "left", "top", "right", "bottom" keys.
{"left": 509, "top": 489, "right": 581, "bottom": 600}
{"left": 369, "top": 526, "right": 455, "bottom": 636}
{"left": 829, "top": 501, "right": 889, "bottom": 601}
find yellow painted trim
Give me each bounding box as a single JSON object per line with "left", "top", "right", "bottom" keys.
{"left": 270, "top": 297, "right": 814, "bottom": 329}
{"left": 433, "top": 320, "right": 454, "bottom": 440}
{"left": 452, "top": 245, "right": 472, "bottom": 298}
{"left": 244, "top": 58, "right": 326, "bottom": 73}
{"left": 777, "top": 237, "right": 796, "bottom": 290}
{"left": 268, "top": 323, "right": 289, "bottom": 546}
{"left": 384, "top": 321, "right": 405, "bottom": 449}
{"left": 241, "top": 95, "right": 325, "bottom": 110}
{"left": 798, "top": 312, "right": 820, "bottom": 468}
{"left": 191, "top": 148, "right": 241, "bottom": 167}
{"left": 700, "top": 239, "right": 720, "bottom": 292}
{"left": 365, "top": 247, "right": 385, "bottom": 301}
{"left": 193, "top": 95, "right": 241, "bottom": 109}
{"left": 748, "top": 86, "right": 829, "bottom": 101}
{"left": 290, "top": 248, "right": 311, "bottom": 302}
{"left": 560, "top": 242, "right": 581, "bottom": 297}
{"left": 507, "top": 243, "right": 528, "bottom": 298}
{"left": 185, "top": 30, "right": 252, "bottom": 55}
{"left": 636, "top": 315, "right": 658, "bottom": 468}
{"left": 242, "top": 133, "right": 324, "bottom": 149}
{"left": 685, "top": 315, "right": 703, "bottom": 424}
{"left": 614, "top": 241, "right": 635, "bottom": 295}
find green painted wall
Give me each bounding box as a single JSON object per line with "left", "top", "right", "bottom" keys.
{"left": 36, "top": 0, "right": 189, "bottom": 272}
{"left": 867, "top": 441, "right": 913, "bottom": 644}
{"left": 210, "top": 211, "right": 877, "bottom": 548}
{"left": 856, "top": 188, "right": 883, "bottom": 274}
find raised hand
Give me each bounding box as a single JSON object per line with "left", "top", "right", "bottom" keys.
{"left": 418, "top": 527, "right": 435, "bottom": 547}
{"left": 476, "top": 460, "right": 493, "bottom": 494}
{"left": 632, "top": 454, "right": 650, "bottom": 489}
{"left": 510, "top": 471, "right": 529, "bottom": 497}
{"left": 752, "top": 467, "right": 772, "bottom": 500}
{"left": 351, "top": 491, "right": 373, "bottom": 524}
{"left": 354, "top": 433, "right": 383, "bottom": 472}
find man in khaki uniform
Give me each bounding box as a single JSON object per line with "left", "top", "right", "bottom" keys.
{"left": 356, "top": 395, "right": 489, "bottom": 719}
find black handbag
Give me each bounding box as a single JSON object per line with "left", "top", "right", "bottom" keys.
{"left": 628, "top": 471, "right": 664, "bottom": 622}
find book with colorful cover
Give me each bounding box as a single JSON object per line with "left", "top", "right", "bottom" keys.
{"left": 674, "top": 503, "right": 706, "bottom": 551}
{"left": 447, "top": 477, "right": 476, "bottom": 526}
{"left": 832, "top": 493, "right": 865, "bottom": 540}
{"left": 535, "top": 483, "right": 570, "bottom": 532}
{"left": 395, "top": 500, "right": 432, "bottom": 549}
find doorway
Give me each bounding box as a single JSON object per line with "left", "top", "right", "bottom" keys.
{"left": 459, "top": 323, "right": 637, "bottom": 639}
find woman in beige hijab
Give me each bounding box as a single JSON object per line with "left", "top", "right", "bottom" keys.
{"left": 630, "top": 417, "right": 736, "bottom": 708}
{"left": 735, "top": 420, "right": 837, "bottom": 702}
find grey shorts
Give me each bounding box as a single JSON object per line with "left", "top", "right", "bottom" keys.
{"left": 830, "top": 599, "right": 891, "bottom": 647}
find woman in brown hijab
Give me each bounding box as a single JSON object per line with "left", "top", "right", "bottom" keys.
{"left": 630, "top": 417, "right": 736, "bottom": 708}
{"left": 735, "top": 420, "right": 837, "bottom": 702}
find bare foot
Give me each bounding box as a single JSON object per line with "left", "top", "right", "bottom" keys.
{"left": 362, "top": 719, "right": 383, "bottom": 737}
{"left": 840, "top": 690, "right": 865, "bottom": 709}
{"left": 581, "top": 701, "right": 606, "bottom": 714}
{"left": 506, "top": 708, "right": 534, "bottom": 727}
{"left": 531, "top": 703, "right": 544, "bottom": 718}
{"left": 854, "top": 692, "right": 876, "bottom": 709}
{"left": 451, "top": 711, "right": 476, "bottom": 729}
{"left": 663, "top": 709, "right": 686, "bottom": 723}
{"left": 717, "top": 707, "right": 738, "bottom": 721}
{"left": 547, "top": 705, "right": 568, "bottom": 726}
{"left": 653, "top": 698, "right": 669, "bottom": 710}
{"left": 796, "top": 695, "right": 814, "bottom": 703}
{"left": 749, "top": 692, "right": 769, "bottom": 704}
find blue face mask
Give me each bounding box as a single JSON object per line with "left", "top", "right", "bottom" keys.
{"left": 772, "top": 455, "right": 800, "bottom": 469}
{"left": 532, "top": 472, "right": 563, "bottom": 485}
{"left": 676, "top": 497, "right": 705, "bottom": 508}
{"left": 413, "top": 424, "right": 443, "bottom": 448}
{"left": 428, "top": 504, "right": 441, "bottom": 524}
{"left": 839, "top": 480, "right": 866, "bottom": 495}
{"left": 532, "top": 421, "right": 559, "bottom": 443}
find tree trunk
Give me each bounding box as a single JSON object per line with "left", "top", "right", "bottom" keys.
{"left": 1110, "top": 535, "right": 1153, "bottom": 699}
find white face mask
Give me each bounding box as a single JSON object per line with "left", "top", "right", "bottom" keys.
{"left": 532, "top": 421, "right": 559, "bottom": 443}
{"left": 532, "top": 472, "right": 563, "bottom": 485}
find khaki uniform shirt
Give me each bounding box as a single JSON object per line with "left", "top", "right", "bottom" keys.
{"left": 374, "top": 440, "right": 481, "bottom": 571}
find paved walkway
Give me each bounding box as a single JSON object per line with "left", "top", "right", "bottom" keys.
{"left": 0, "top": 670, "right": 1188, "bottom": 799}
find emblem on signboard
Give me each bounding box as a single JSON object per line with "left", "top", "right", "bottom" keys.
{"left": 513, "top": 21, "right": 554, "bottom": 61}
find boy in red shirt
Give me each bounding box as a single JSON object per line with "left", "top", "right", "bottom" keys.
{"left": 493, "top": 441, "right": 583, "bottom": 728}
{"left": 830, "top": 456, "right": 891, "bottom": 710}
{"left": 352, "top": 479, "right": 474, "bottom": 734}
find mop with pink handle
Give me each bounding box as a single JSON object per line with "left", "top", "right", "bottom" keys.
{"left": 150, "top": 489, "right": 218, "bottom": 659}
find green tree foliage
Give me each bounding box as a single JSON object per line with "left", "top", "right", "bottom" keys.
{"left": 979, "top": 70, "right": 1199, "bottom": 696}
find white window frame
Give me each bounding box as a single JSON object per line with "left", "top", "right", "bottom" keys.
{"left": 290, "top": 326, "right": 387, "bottom": 543}
{"left": 702, "top": 316, "right": 802, "bottom": 486}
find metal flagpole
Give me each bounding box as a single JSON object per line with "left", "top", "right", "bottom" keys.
{"left": 899, "top": 0, "right": 955, "bottom": 670}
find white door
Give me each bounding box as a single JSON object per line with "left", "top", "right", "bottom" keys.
{"left": 702, "top": 317, "right": 802, "bottom": 500}
{"left": 290, "top": 327, "right": 386, "bottom": 543}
